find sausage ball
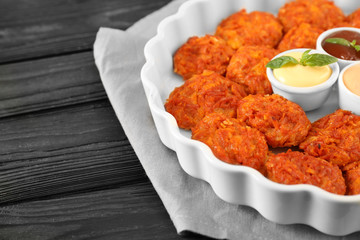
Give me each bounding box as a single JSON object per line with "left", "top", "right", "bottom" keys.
{"left": 226, "top": 46, "right": 278, "bottom": 95}
{"left": 299, "top": 109, "right": 360, "bottom": 167}
{"left": 192, "top": 112, "right": 268, "bottom": 173}
{"left": 347, "top": 8, "right": 360, "bottom": 28}
{"left": 265, "top": 150, "right": 346, "bottom": 195}
{"left": 165, "top": 71, "right": 247, "bottom": 130}
{"left": 173, "top": 35, "right": 235, "bottom": 80}
{"left": 215, "top": 9, "right": 283, "bottom": 50}
{"left": 277, "top": 23, "right": 324, "bottom": 52}
{"left": 342, "top": 162, "right": 360, "bottom": 195}
{"left": 278, "top": 0, "right": 345, "bottom": 33}
{"left": 237, "top": 94, "right": 311, "bottom": 148}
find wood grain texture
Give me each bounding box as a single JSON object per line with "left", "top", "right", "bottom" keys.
{"left": 0, "top": 0, "right": 172, "bottom": 64}
{"left": 0, "top": 0, "right": 214, "bottom": 239}
{"left": 0, "top": 51, "right": 105, "bottom": 118}
{"left": 0, "top": 100, "right": 148, "bottom": 204}
{"left": 0, "top": 181, "right": 212, "bottom": 240}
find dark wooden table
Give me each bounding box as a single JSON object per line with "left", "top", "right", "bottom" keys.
{"left": 0, "top": 0, "right": 210, "bottom": 239}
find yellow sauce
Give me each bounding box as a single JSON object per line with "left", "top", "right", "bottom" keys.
{"left": 273, "top": 52, "right": 332, "bottom": 87}
{"left": 343, "top": 64, "right": 360, "bottom": 96}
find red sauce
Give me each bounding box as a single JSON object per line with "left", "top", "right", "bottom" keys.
{"left": 322, "top": 30, "right": 360, "bottom": 61}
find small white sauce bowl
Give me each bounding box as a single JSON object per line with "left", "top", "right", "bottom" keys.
{"left": 316, "top": 27, "right": 360, "bottom": 71}
{"left": 266, "top": 48, "right": 340, "bottom": 112}
{"left": 338, "top": 62, "right": 360, "bottom": 115}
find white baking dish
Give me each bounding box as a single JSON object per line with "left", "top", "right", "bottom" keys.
{"left": 141, "top": 0, "right": 360, "bottom": 236}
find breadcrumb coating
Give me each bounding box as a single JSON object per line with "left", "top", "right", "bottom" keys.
{"left": 278, "top": 0, "right": 345, "bottom": 33}
{"left": 277, "top": 23, "right": 324, "bottom": 52}
{"left": 192, "top": 112, "right": 268, "bottom": 173}
{"left": 346, "top": 8, "right": 360, "bottom": 28}
{"left": 265, "top": 150, "right": 346, "bottom": 195}
{"left": 174, "top": 35, "right": 235, "bottom": 80}
{"left": 165, "top": 71, "right": 247, "bottom": 130}
{"left": 215, "top": 9, "right": 283, "bottom": 49}
{"left": 299, "top": 109, "right": 360, "bottom": 167}
{"left": 237, "top": 94, "right": 311, "bottom": 148}
{"left": 226, "top": 46, "right": 278, "bottom": 95}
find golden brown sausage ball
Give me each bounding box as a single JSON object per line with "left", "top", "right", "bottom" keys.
{"left": 226, "top": 46, "right": 278, "bottom": 95}
{"left": 173, "top": 35, "right": 235, "bottom": 80}
{"left": 299, "top": 109, "right": 360, "bottom": 167}
{"left": 165, "top": 71, "right": 247, "bottom": 130}
{"left": 277, "top": 23, "right": 324, "bottom": 52}
{"left": 278, "top": 0, "right": 345, "bottom": 33}
{"left": 215, "top": 9, "right": 283, "bottom": 50}
{"left": 342, "top": 162, "right": 360, "bottom": 195}
{"left": 192, "top": 112, "right": 268, "bottom": 173}
{"left": 265, "top": 150, "right": 346, "bottom": 195}
{"left": 237, "top": 94, "right": 311, "bottom": 148}
{"left": 347, "top": 8, "right": 360, "bottom": 28}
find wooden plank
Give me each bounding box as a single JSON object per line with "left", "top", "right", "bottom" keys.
{"left": 0, "top": 181, "right": 210, "bottom": 240}
{"left": 0, "top": 100, "right": 149, "bottom": 204}
{"left": 0, "top": 51, "right": 105, "bottom": 117}
{"left": 0, "top": 0, "right": 172, "bottom": 63}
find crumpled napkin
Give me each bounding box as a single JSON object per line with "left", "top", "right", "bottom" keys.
{"left": 93, "top": 0, "right": 360, "bottom": 239}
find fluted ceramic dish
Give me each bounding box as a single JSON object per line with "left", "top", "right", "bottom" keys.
{"left": 141, "top": 0, "right": 360, "bottom": 236}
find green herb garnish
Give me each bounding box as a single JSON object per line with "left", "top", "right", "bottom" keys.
{"left": 266, "top": 50, "right": 338, "bottom": 69}
{"left": 325, "top": 38, "right": 360, "bottom": 51}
